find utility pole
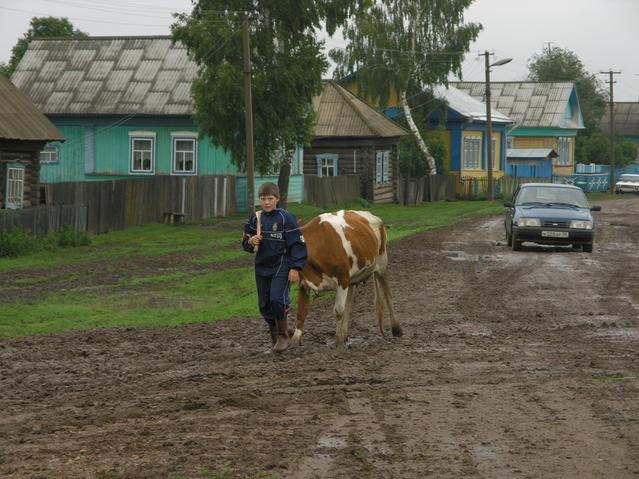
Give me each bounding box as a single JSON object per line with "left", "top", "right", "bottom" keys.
{"left": 479, "top": 50, "right": 512, "bottom": 201}
{"left": 543, "top": 42, "right": 554, "bottom": 54}
{"left": 600, "top": 69, "right": 621, "bottom": 193}
{"left": 243, "top": 16, "right": 256, "bottom": 215}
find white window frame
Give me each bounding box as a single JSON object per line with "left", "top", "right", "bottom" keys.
{"left": 5, "top": 164, "right": 25, "bottom": 209}
{"left": 376, "top": 150, "right": 391, "bottom": 184}
{"left": 39, "top": 143, "right": 60, "bottom": 164}
{"left": 129, "top": 131, "right": 156, "bottom": 175}
{"left": 557, "top": 137, "right": 571, "bottom": 166}
{"left": 463, "top": 136, "right": 481, "bottom": 170}
{"left": 316, "top": 154, "right": 338, "bottom": 177}
{"left": 171, "top": 132, "right": 198, "bottom": 175}
{"left": 506, "top": 136, "right": 514, "bottom": 150}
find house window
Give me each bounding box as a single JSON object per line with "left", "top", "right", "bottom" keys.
{"left": 463, "top": 136, "right": 481, "bottom": 170}
{"left": 5, "top": 165, "right": 25, "bottom": 209}
{"left": 506, "top": 136, "right": 514, "bottom": 150}
{"left": 39, "top": 143, "right": 60, "bottom": 164}
{"left": 172, "top": 137, "right": 197, "bottom": 174}
{"left": 491, "top": 137, "right": 497, "bottom": 170}
{"left": 316, "top": 154, "right": 338, "bottom": 177}
{"left": 376, "top": 150, "right": 391, "bottom": 184}
{"left": 557, "top": 137, "right": 570, "bottom": 165}
{"left": 129, "top": 132, "right": 156, "bottom": 174}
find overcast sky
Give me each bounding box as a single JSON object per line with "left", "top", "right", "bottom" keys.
{"left": 1, "top": 0, "right": 638, "bottom": 101}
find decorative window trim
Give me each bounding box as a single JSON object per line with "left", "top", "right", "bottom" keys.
{"left": 39, "top": 143, "right": 60, "bottom": 164}
{"left": 129, "top": 132, "right": 156, "bottom": 175}
{"left": 316, "top": 154, "right": 338, "bottom": 177}
{"left": 376, "top": 150, "right": 391, "bottom": 185}
{"left": 5, "top": 162, "right": 25, "bottom": 209}
{"left": 462, "top": 136, "right": 482, "bottom": 170}
{"left": 171, "top": 136, "right": 198, "bottom": 175}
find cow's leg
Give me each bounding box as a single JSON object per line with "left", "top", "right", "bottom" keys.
{"left": 377, "top": 271, "right": 402, "bottom": 337}
{"left": 291, "top": 284, "right": 309, "bottom": 347}
{"left": 373, "top": 274, "right": 386, "bottom": 336}
{"left": 334, "top": 286, "right": 351, "bottom": 346}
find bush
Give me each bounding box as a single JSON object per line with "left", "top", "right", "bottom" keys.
{"left": 0, "top": 227, "right": 40, "bottom": 257}
{"left": 54, "top": 225, "right": 91, "bottom": 247}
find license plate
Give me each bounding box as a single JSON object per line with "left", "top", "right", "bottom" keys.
{"left": 541, "top": 230, "right": 569, "bottom": 238}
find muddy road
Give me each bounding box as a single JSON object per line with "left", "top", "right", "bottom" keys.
{"left": 1, "top": 196, "right": 639, "bottom": 478}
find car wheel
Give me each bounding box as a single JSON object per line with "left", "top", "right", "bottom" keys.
{"left": 583, "top": 243, "right": 593, "bottom": 253}
{"left": 511, "top": 232, "right": 521, "bottom": 251}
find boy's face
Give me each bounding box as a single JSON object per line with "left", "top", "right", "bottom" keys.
{"left": 259, "top": 194, "right": 278, "bottom": 212}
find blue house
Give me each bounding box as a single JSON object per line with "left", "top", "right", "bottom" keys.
{"left": 11, "top": 36, "right": 304, "bottom": 213}
{"left": 506, "top": 148, "right": 557, "bottom": 178}
{"left": 428, "top": 85, "right": 513, "bottom": 179}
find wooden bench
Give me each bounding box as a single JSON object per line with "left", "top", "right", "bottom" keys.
{"left": 163, "top": 212, "right": 185, "bottom": 225}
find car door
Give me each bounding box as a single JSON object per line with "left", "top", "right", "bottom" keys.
{"left": 505, "top": 187, "right": 520, "bottom": 236}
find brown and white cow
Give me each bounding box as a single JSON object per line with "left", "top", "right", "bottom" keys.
{"left": 291, "top": 210, "right": 402, "bottom": 347}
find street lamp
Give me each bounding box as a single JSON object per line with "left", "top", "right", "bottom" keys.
{"left": 483, "top": 51, "right": 512, "bottom": 200}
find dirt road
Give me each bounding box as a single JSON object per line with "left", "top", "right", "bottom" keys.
{"left": 1, "top": 196, "right": 638, "bottom": 478}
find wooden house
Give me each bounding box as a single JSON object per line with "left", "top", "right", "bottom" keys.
{"left": 0, "top": 74, "right": 64, "bottom": 209}
{"left": 307, "top": 80, "right": 408, "bottom": 203}
{"left": 453, "top": 82, "right": 585, "bottom": 176}
{"left": 10, "top": 36, "right": 304, "bottom": 213}
{"left": 428, "top": 85, "right": 512, "bottom": 179}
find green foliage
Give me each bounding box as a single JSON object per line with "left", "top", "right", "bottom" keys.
{"left": 55, "top": 225, "right": 91, "bottom": 248}
{"left": 0, "top": 227, "right": 40, "bottom": 257}
{"left": 400, "top": 128, "right": 449, "bottom": 176}
{"left": 527, "top": 46, "right": 607, "bottom": 133}
{"left": 575, "top": 131, "right": 638, "bottom": 167}
{"left": 2, "top": 16, "right": 88, "bottom": 78}
{"left": 171, "top": 1, "right": 364, "bottom": 174}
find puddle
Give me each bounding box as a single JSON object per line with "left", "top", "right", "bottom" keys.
{"left": 446, "top": 251, "right": 497, "bottom": 262}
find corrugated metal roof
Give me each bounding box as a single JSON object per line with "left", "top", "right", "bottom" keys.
{"left": 453, "top": 81, "right": 582, "bottom": 129}
{"left": 599, "top": 102, "right": 639, "bottom": 136}
{"left": 433, "top": 85, "right": 512, "bottom": 124}
{"left": 313, "top": 81, "right": 408, "bottom": 139}
{"left": 0, "top": 74, "right": 64, "bottom": 142}
{"left": 12, "top": 36, "right": 197, "bottom": 116}
{"left": 507, "top": 148, "right": 558, "bottom": 159}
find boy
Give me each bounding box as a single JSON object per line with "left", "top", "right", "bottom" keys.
{"left": 242, "top": 183, "right": 307, "bottom": 352}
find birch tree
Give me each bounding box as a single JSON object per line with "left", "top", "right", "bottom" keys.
{"left": 331, "top": 0, "right": 481, "bottom": 175}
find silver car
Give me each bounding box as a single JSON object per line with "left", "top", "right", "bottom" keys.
{"left": 615, "top": 174, "right": 639, "bottom": 194}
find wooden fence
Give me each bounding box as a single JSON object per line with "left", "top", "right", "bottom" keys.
{"left": 459, "top": 176, "right": 550, "bottom": 200}
{"left": 43, "top": 175, "right": 236, "bottom": 234}
{"left": 398, "top": 175, "right": 457, "bottom": 205}
{"left": 304, "top": 175, "right": 361, "bottom": 207}
{"left": 0, "top": 204, "right": 87, "bottom": 236}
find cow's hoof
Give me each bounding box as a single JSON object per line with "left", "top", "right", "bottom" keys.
{"left": 392, "top": 326, "right": 403, "bottom": 337}
{"left": 290, "top": 329, "right": 302, "bottom": 347}
{"left": 273, "top": 336, "right": 289, "bottom": 353}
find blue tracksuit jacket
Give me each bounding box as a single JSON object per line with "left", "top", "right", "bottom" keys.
{"left": 242, "top": 208, "right": 307, "bottom": 277}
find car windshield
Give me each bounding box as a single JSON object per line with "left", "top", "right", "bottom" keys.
{"left": 516, "top": 186, "right": 589, "bottom": 208}
{"left": 619, "top": 174, "right": 639, "bottom": 183}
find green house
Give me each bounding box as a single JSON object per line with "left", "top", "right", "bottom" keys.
{"left": 11, "top": 36, "right": 304, "bottom": 212}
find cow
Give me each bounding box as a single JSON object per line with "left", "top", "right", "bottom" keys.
{"left": 291, "top": 210, "right": 402, "bottom": 347}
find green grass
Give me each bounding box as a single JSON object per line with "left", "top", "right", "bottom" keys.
{"left": 0, "top": 199, "right": 504, "bottom": 338}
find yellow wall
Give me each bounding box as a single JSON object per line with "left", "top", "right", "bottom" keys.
{"left": 513, "top": 136, "right": 574, "bottom": 174}
{"left": 460, "top": 131, "right": 504, "bottom": 178}
{"left": 343, "top": 79, "right": 400, "bottom": 108}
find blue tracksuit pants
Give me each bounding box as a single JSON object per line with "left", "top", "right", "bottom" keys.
{"left": 255, "top": 269, "right": 290, "bottom": 323}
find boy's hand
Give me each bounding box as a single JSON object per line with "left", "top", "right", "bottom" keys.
{"left": 249, "top": 235, "right": 262, "bottom": 246}
{"left": 288, "top": 269, "right": 300, "bottom": 283}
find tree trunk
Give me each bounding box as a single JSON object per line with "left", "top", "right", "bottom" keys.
{"left": 277, "top": 146, "right": 295, "bottom": 209}
{"left": 400, "top": 90, "right": 437, "bottom": 176}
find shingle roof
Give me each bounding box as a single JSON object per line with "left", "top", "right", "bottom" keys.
{"left": 433, "top": 85, "right": 512, "bottom": 124}
{"left": 452, "top": 81, "right": 583, "bottom": 129}
{"left": 313, "top": 80, "right": 408, "bottom": 138}
{"left": 598, "top": 102, "right": 639, "bottom": 136}
{"left": 11, "top": 36, "right": 197, "bottom": 115}
{"left": 0, "top": 74, "right": 64, "bottom": 142}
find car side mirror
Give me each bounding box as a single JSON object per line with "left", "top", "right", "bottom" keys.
{"left": 504, "top": 201, "right": 513, "bottom": 207}
{"left": 590, "top": 206, "right": 602, "bottom": 212}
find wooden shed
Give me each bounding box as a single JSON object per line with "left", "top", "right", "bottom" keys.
{"left": 305, "top": 80, "right": 408, "bottom": 203}
{"left": 0, "top": 74, "right": 64, "bottom": 209}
